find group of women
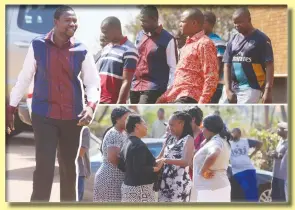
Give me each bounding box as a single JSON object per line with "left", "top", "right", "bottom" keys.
{"left": 93, "top": 106, "right": 232, "bottom": 202}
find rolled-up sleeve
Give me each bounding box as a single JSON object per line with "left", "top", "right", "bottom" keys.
{"left": 166, "top": 38, "right": 177, "bottom": 88}
{"left": 10, "top": 43, "right": 36, "bottom": 107}
{"left": 80, "top": 50, "right": 101, "bottom": 106}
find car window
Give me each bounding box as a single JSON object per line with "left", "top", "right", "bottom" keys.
{"left": 147, "top": 143, "right": 163, "bottom": 157}
{"left": 17, "top": 5, "right": 57, "bottom": 34}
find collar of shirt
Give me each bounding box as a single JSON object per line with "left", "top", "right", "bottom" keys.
{"left": 45, "top": 29, "right": 75, "bottom": 47}
{"left": 143, "top": 24, "right": 163, "bottom": 37}
{"left": 110, "top": 36, "right": 128, "bottom": 47}
{"left": 185, "top": 30, "right": 205, "bottom": 44}
{"left": 129, "top": 136, "right": 145, "bottom": 146}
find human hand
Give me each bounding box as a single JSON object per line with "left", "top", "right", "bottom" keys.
{"left": 77, "top": 107, "right": 94, "bottom": 126}
{"left": 226, "top": 89, "right": 237, "bottom": 103}
{"left": 6, "top": 105, "right": 16, "bottom": 134}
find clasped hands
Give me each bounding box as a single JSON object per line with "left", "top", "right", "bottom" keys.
{"left": 154, "top": 158, "right": 166, "bottom": 172}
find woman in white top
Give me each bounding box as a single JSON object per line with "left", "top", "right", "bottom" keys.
{"left": 192, "top": 114, "right": 231, "bottom": 202}
{"left": 230, "top": 128, "right": 262, "bottom": 202}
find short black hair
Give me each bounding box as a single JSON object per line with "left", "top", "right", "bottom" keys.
{"left": 213, "top": 110, "right": 220, "bottom": 116}
{"left": 158, "top": 108, "right": 165, "bottom": 113}
{"left": 187, "top": 106, "right": 203, "bottom": 126}
{"left": 232, "top": 128, "right": 242, "bottom": 134}
{"left": 204, "top": 11, "right": 217, "bottom": 26}
{"left": 101, "top": 16, "right": 122, "bottom": 31}
{"left": 185, "top": 8, "right": 204, "bottom": 25}
{"left": 140, "top": 5, "right": 159, "bottom": 19}
{"left": 111, "top": 106, "right": 130, "bottom": 125}
{"left": 126, "top": 114, "right": 142, "bottom": 134}
{"left": 54, "top": 5, "right": 75, "bottom": 20}
{"left": 233, "top": 7, "right": 251, "bottom": 19}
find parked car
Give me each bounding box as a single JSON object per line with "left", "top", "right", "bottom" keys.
{"left": 6, "top": 5, "right": 58, "bottom": 137}
{"left": 85, "top": 137, "right": 273, "bottom": 202}
{"left": 6, "top": 5, "right": 139, "bottom": 137}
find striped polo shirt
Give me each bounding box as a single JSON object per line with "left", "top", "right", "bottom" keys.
{"left": 97, "top": 37, "right": 138, "bottom": 103}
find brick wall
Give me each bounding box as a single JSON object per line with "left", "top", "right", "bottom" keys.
{"left": 249, "top": 6, "right": 288, "bottom": 75}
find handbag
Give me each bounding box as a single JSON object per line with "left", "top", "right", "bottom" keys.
{"left": 153, "top": 135, "right": 173, "bottom": 192}
{"left": 153, "top": 166, "right": 164, "bottom": 192}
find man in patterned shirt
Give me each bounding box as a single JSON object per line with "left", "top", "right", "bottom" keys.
{"left": 157, "top": 8, "right": 218, "bottom": 104}
{"left": 220, "top": 8, "right": 274, "bottom": 104}
{"left": 98, "top": 16, "right": 138, "bottom": 104}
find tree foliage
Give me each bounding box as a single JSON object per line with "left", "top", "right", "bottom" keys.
{"left": 125, "top": 6, "right": 241, "bottom": 42}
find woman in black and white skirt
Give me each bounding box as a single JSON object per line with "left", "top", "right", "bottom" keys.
{"left": 118, "top": 114, "right": 164, "bottom": 202}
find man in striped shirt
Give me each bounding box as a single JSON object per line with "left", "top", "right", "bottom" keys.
{"left": 97, "top": 16, "right": 138, "bottom": 104}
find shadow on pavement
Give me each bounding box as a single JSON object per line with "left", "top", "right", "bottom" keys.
{"left": 6, "top": 166, "right": 60, "bottom": 182}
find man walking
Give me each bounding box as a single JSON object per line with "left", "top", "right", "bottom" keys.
{"left": 221, "top": 7, "right": 274, "bottom": 104}
{"left": 98, "top": 16, "right": 138, "bottom": 104}
{"left": 130, "top": 6, "right": 177, "bottom": 104}
{"left": 6, "top": 6, "right": 100, "bottom": 202}
{"left": 157, "top": 8, "right": 218, "bottom": 104}
{"left": 203, "top": 11, "right": 227, "bottom": 103}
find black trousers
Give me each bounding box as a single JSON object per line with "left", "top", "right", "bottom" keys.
{"left": 210, "top": 85, "right": 223, "bottom": 103}
{"left": 30, "top": 113, "right": 82, "bottom": 202}
{"left": 271, "top": 177, "right": 286, "bottom": 202}
{"left": 174, "top": 96, "right": 198, "bottom": 104}
{"left": 130, "top": 90, "right": 165, "bottom": 104}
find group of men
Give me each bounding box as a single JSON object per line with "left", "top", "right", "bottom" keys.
{"left": 5, "top": 5, "right": 276, "bottom": 202}
{"left": 97, "top": 6, "right": 274, "bottom": 104}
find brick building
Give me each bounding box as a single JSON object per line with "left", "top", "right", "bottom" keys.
{"left": 249, "top": 6, "right": 288, "bottom": 103}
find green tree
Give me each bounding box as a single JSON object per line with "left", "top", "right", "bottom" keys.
{"left": 125, "top": 6, "right": 240, "bottom": 42}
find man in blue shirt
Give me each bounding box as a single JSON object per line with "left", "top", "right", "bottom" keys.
{"left": 221, "top": 7, "right": 274, "bottom": 104}
{"left": 203, "top": 11, "right": 227, "bottom": 103}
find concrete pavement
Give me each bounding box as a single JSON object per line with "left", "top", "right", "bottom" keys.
{"left": 6, "top": 132, "right": 60, "bottom": 202}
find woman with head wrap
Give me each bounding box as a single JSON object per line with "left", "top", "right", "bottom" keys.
{"left": 192, "top": 114, "right": 231, "bottom": 202}
{"left": 93, "top": 107, "right": 131, "bottom": 202}
{"left": 158, "top": 111, "right": 195, "bottom": 202}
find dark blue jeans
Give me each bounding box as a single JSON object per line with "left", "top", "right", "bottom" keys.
{"left": 78, "top": 176, "right": 85, "bottom": 201}
{"left": 233, "top": 169, "right": 259, "bottom": 202}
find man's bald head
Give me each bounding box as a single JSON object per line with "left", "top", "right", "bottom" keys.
{"left": 180, "top": 8, "right": 204, "bottom": 37}
{"left": 233, "top": 8, "right": 251, "bottom": 20}
{"left": 101, "top": 16, "right": 122, "bottom": 31}
{"left": 232, "top": 7, "right": 253, "bottom": 35}
{"left": 100, "top": 16, "right": 123, "bottom": 44}
{"left": 183, "top": 8, "right": 204, "bottom": 25}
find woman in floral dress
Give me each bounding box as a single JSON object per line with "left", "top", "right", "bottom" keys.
{"left": 158, "top": 111, "right": 195, "bottom": 202}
